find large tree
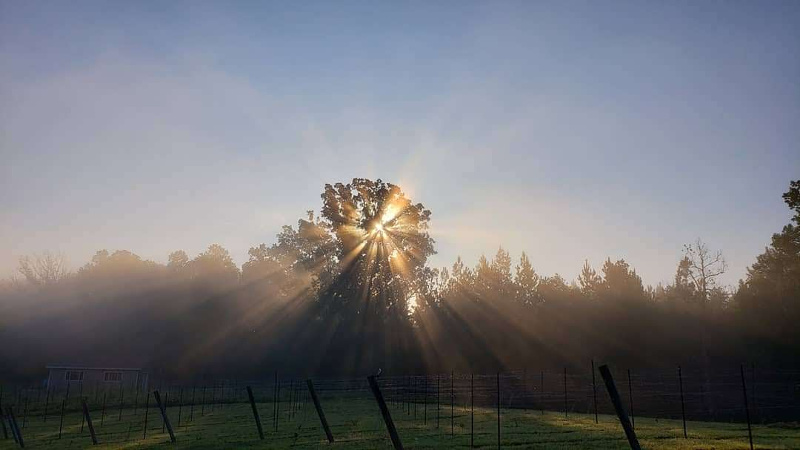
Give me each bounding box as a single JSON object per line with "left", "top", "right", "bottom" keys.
{"left": 735, "top": 180, "right": 800, "bottom": 342}
{"left": 317, "top": 178, "right": 436, "bottom": 322}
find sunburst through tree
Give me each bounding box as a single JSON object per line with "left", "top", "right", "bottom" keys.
{"left": 318, "top": 178, "right": 435, "bottom": 322}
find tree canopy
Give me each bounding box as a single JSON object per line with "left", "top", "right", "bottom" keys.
{"left": 2, "top": 178, "right": 799, "bottom": 378}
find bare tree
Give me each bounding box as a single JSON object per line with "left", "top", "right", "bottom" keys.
{"left": 18, "top": 251, "right": 69, "bottom": 286}
{"left": 683, "top": 238, "right": 727, "bottom": 305}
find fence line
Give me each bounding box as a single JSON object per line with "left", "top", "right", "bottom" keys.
{"left": 0, "top": 364, "right": 798, "bottom": 448}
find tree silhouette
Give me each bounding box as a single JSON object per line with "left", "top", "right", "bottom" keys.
{"left": 317, "top": 178, "right": 435, "bottom": 322}
{"left": 17, "top": 251, "right": 69, "bottom": 286}
{"left": 3, "top": 179, "right": 800, "bottom": 378}
{"left": 683, "top": 239, "right": 727, "bottom": 306}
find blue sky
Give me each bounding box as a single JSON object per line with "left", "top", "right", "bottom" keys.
{"left": 2, "top": 1, "right": 799, "bottom": 287}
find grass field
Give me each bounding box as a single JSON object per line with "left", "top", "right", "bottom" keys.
{"left": 2, "top": 395, "right": 799, "bottom": 449}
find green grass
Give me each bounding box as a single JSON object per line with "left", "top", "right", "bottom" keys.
{"left": 2, "top": 397, "right": 798, "bottom": 449}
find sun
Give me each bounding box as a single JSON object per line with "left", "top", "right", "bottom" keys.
{"left": 374, "top": 222, "right": 384, "bottom": 233}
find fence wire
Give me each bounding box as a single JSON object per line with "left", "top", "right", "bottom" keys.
{"left": 1, "top": 365, "right": 798, "bottom": 448}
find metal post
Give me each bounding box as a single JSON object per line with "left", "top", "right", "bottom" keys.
{"left": 751, "top": 363, "right": 757, "bottom": 422}
{"left": 497, "top": 373, "right": 501, "bottom": 449}
{"left": 414, "top": 376, "right": 419, "bottom": 419}
{"left": 274, "top": 374, "right": 280, "bottom": 432}
{"left": 143, "top": 392, "right": 150, "bottom": 439}
{"left": 592, "top": 360, "right": 598, "bottom": 424}
{"left": 22, "top": 395, "right": 28, "bottom": 429}
{"left": 563, "top": 367, "right": 568, "bottom": 418}
{"left": 118, "top": 386, "right": 124, "bottom": 421}
{"left": 133, "top": 385, "right": 139, "bottom": 415}
{"left": 450, "top": 371, "right": 454, "bottom": 438}
{"left": 189, "top": 385, "right": 196, "bottom": 422}
{"left": 201, "top": 385, "right": 206, "bottom": 416}
{"left": 541, "top": 371, "right": 544, "bottom": 415}
{"left": 678, "top": 366, "right": 687, "bottom": 439}
{"left": 437, "top": 374, "right": 440, "bottom": 428}
{"left": 406, "top": 376, "right": 410, "bottom": 415}
{"left": 424, "top": 376, "right": 428, "bottom": 425}
{"left": 740, "top": 365, "right": 754, "bottom": 450}
{"left": 627, "top": 369, "right": 634, "bottom": 429}
{"left": 287, "top": 381, "right": 293, "bottom": 420}
{"left": 177, "top": 388, "right": 183, "bottom": 426}
{"left": 161, "top": 391, "right": 167, "bottom": 433}
{"left": 58, "top": 399, "right": 65, "bottom": 439}
{"left": 43, "top": 390, "right": 50, "bottom": 423}
{"left": 100, "top": 393, "right": 106, "bottom": 427}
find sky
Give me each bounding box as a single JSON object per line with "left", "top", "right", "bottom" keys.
{"left": 2, "top": 1, "right": 799, "bottom": 288}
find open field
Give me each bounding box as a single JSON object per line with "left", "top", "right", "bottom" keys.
{"left": 2, "top": 395, "right": 799, "bottom": 449}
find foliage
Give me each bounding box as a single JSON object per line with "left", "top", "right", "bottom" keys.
{"left": 1, "top": 178, "right": 800, "bottom": 377}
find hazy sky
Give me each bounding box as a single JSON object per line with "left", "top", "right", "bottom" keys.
{"left": 2, "top": 1, "right": 799, "bottom": 287}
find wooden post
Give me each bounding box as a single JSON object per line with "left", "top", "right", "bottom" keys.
{"left": 627, "top": 369, "right": 634, "bottom": 429}
{"left": 497, "top": 373, "right": 501, "bottom": 449}
{"left": 153, "top": 390, "right": 176, "bottom": 443}
{"left": 368, "top": 375, "right": 403, "bottom": 450}
{"left": 8, "top": 407, "right": 24, "bottom": 448}
{"left": 592, "top": 360, "right": 598, "bottom": 424}
{"left": 6, "top": 409, "right": 19, "bottom": 445}
{"left": 678, "top": 366, "right": 687, "bottom": 439}
{"left": 81, "top": 398, "right": 98, "bottom": 445}
{"left": 598, "top": 365, "right": 640, "bottom": 450}
{"left": 0, "top": 408, "right": 8, "bottom": 440}
{"left": 306, "top": 379, "right": 334, "bottom": 443}
{"left": 246, "top": 386, "right": 264, "bottom": 440}
{"left": 740, "top": 365, "right": 754, "bottom": 450}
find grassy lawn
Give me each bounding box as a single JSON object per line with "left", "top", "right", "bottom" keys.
{"left": 2, "top": 396, "right": 798, "bottom": 449}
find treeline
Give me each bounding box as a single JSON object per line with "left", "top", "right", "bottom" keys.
{"left": 1, "top": 179, "right": 798, "bottom": 380}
